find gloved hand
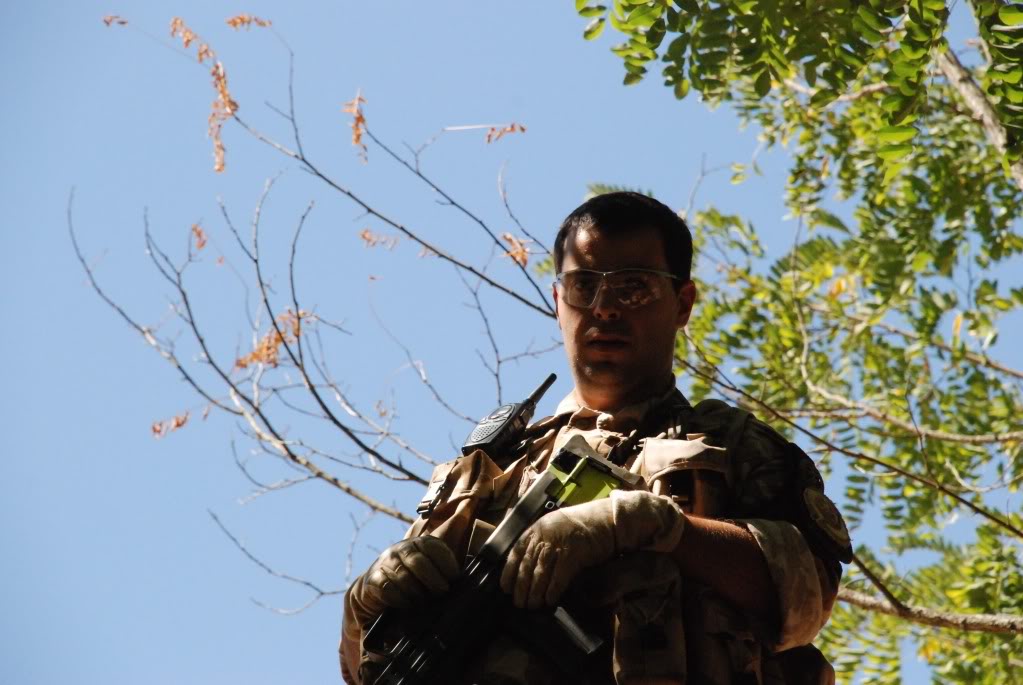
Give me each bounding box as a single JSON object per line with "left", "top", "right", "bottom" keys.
{"left": 499, "top": 489, "right": 687, "bottom": 609}
{"left": 346, "top": 535, "right": 460, "bottom": 627}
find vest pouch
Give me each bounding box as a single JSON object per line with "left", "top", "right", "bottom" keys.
{"left": 406, "top": 449, "right": 509, "bottom": 559}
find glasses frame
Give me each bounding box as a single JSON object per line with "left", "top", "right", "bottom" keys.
{"left": 554, "top": 267, "right": 683, "bottom": 310}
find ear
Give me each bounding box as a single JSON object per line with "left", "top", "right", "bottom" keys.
{"left": 674, "top": 280, "right": 698, "bottom": 329}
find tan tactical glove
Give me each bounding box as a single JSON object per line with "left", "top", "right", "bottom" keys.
{"left": 499, "top": 490, "right": 686, "bottom": 609}
{"left": 345, "top": 535, "right": 460, "bottom": 627}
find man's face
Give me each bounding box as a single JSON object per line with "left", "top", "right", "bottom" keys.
{"left": 554, "top": 224, "right": 697, "bottom": 412}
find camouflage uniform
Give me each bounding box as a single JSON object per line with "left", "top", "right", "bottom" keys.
{"left": 340, "top": 384, "right": 850, "bottom": 684}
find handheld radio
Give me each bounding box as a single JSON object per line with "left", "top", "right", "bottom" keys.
{"left": 461, "top": 373, "right": 557, "bottom": 458}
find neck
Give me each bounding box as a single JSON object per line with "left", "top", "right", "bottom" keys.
{"left": 572, "top": 375, "right": 676, "bottom": 414}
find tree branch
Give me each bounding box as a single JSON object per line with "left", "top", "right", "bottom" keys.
{"left": 676, "top": 350, "right": 1023, "bottom": 541}
{"left": 936, "top": 46, "right": 1023, "bottom": 192}
{"left": 839, "top": 587, "right": 1023, "bottom": 634}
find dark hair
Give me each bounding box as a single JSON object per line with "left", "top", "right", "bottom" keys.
{"left": 553, "top": 191, "right": 693, "bottom": 282}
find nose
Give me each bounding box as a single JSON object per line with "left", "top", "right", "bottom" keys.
{"left": 590, "top": 282, "right": 621, "bottom": 320}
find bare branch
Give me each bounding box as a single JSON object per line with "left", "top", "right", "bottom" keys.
{"left": 368, "top": 297, "right": 477, "bottom": 425}
{"left": 784, "top": 79, "right": 889, "bottom": 105}
{"left": 345, "top": 511, "right": 376, "bottom": 585}
{"left": 209, "top": 510, "right": 342, "bottom": 614}
{"left": 231, "top": 114, "right": 555, "bottom": 319}
{"left": 458, "top": 269, "right": 503, "bottom": 404}
{"left": 68, "top": 190, "right": 240, "bottom": 417}
{"left": 364, "top": 126, "right": 555, "bottom": 316}
{"left": 240, "top": 180, "right": 428, "bottom": 485}
{"left": 229, "top": 388, "right": 414, "bottom": 522}
{"left": 497, "top": 161, "right": 550, "bottom": 255}
{"left": 839, "top": 587, "right": 1023, "bottom": 634}
{"left": 851, "top": 552, "right": 908, "bottom": 614}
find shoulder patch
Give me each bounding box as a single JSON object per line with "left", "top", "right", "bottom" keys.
{"left": 802, "top": 488, "right": 852, "bottom": 563}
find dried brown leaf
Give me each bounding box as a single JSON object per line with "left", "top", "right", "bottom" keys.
{"left": 485, "top": 122, "right": 526, "bottom": 144}
{"left": 102, "top": 15, "right": 128, "bottom": 26}
{"left": 226, "top": 14, "right": 272, "bottom": 29}
{"left": 359, "top": 228, "right": 398, "bottom": 249}
{"left": 152, "top": 412, "right": 190, "bottom": 439}
{"left": 192, "top": 223, "right": 208, "bottom": 251}
{"left": 342, "top": 89, "right": 368, "bottom": 162}
{"left": 234, "top": 310, "right": 311, "bottom": 369}
{"left": 197, "top": 43, "right": 215, "bottom": 64}
{"left": 501, "top": 232, "right": 532, "bottom": 267}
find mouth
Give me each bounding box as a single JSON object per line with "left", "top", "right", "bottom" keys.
{"left": 585, "top": 335, "right": 631, "bottom": 351}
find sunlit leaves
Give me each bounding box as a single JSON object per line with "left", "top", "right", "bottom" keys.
{"left": 584, "top": 16, "right": 607, "bottom": 39}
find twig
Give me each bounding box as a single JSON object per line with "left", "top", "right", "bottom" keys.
{"left": 851, "top": 552, "right": 908, "bottom": 614}
{"left": 365, "top": 126, "right": 555, "bottom": 316}
{"left": 241, "top": 179, "right": 428, "bottom": 485}
{"left": 497, "top": 161, "right": 550, "bottom": 255}
{"left": 230, "top": 114, "right": 555, "bottom": 319}
{"left": 68, "top": 190, "right": 239, "bottom": 416}
{"left": 368, "top": 295, "right": 477, "bottom": 425}
{"left": 209, "top": 510, "right": 342, "bottom": 615}
{"left": 458, "top": 268, "right": 503, "bottom": 405}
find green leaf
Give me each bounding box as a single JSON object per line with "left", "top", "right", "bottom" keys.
{"left": 623, "top": 71, "right": 645, "bottom": 85}
{"left": 754, "top": 69, "right": 772, "bottom": 97}
{"left": 665, "top": 34, "right": 688, "bottom": 60}
{"left": 852, "top": 15, "right": 885, "bottom": 43}
{"left": 878, "top": 143, "right": 913, "bottom": 161}
{"left": 584, "top": 16, "right": 606, "bottom": 40}
{"left": 673, "top": 77, "right": 691, "bottom": 98}
{"left": 810, "top": 88, "right": 838, "bottom": 108}
{"left": 877, "top": 125, "right": 917, "bottom": 144}
{"left": 911, "top": 251, "right": 932, "bottom": 272}
{"left": 990, "top": 66, "right": 1023, "bottom": 84}
{"left": 899, "top": 41, "right": 929, "bottom": 60}
{"left": 576, "top": 0, "right": 589, "bottom": 11}
{"left": 857, "top": 4, "right": 892, "bottom": 32}
{"left": 578, "top": 5, "right": 608, "bottom": 18}
{"left": 625, "top": 3, "right": 663, "bottom": 28}
{"left": 999, "top": 4, "right": 1023, "bottom": 25}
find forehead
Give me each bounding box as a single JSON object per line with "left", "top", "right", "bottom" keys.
{"left": 562, "top": 225, "right": 669, "bottom": 272}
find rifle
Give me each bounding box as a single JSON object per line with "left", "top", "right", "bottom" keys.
{"left": 363, "top": 434, "right": 644, "bottom": 685}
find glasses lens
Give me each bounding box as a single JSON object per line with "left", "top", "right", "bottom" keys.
{"left": 606, "top": 270, "right": 662, "bottom": 308}
{"left": 559, "top": 270, "right": 667, "bottom": 309}
{"left": 560, "top": 271, "right": 602, "bottom": 308}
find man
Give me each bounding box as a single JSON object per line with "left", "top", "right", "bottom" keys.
{"left": 340, "top": 192, "right": 850, "bottom": 684}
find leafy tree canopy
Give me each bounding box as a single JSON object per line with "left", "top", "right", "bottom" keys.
{"left": 574, "top": 0, "right": 1023, "bottom": 681}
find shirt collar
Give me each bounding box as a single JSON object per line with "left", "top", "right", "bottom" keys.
{"left": 552, "top": 377, "right": 682, "bottom": 433}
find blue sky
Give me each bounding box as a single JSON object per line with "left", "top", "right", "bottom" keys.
{"left": 2, "top": 2, "right": 1013, "bottom": 683}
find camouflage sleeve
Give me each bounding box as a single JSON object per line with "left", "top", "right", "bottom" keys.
{"left": 740, "top": 518, "right": 833, "bottom": 650}
{"left": 728, "top": 415, "right": 849, "bottom": 651}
